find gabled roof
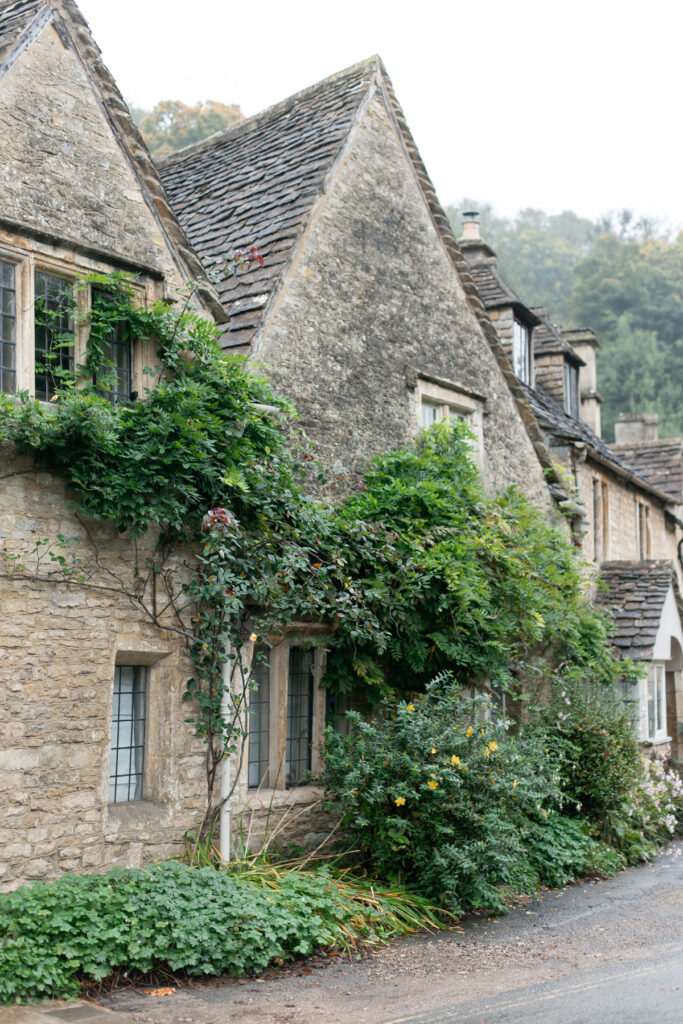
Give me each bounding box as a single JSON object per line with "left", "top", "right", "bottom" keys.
{"left": 609, "top": 439, "right": 683, "bottom": 503}
{"left": 0, "top": 0, "right": 225, "bottom": 320}
{"left": 459, "top": 249, "right": 540, "bottom": 326}
{"left": 160, "top": 58, "right": 383, "bottom": 348}
{"left": 531, "top": 313, "right": 584, "bottom": 366}
{"left": 160, "top": 57, "right": 564, "bottom": 494}
{"left": 597, "top": 561, "right": 680, "bottom": 661}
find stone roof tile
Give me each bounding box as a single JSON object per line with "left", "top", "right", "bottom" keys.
{"left": 0, "top": 0, "right": 42, "bottom": 58}
{"left": 609, "top": 439, "right": 683, "bottom": 503}
{"left": 159, "top": 57, "right": 380, "bottom": 348}
{"left": 596, "top": 561, "right": 676, "bottom": 661}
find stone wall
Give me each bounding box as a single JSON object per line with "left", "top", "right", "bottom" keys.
{"left": 253, "top": 92, "right": 555, "bottom": 515}
{"left": 0, "top": 451, "right": 207, "bottom": 890}
{"left": 0, "top": 21, "right": 183, "bottom": 285}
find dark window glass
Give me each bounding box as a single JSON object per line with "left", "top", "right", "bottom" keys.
{"left": 109, "top": 666, "right": 146, "bottom": 802}
{"left": 248, "top": 646, "right": 270, "bottom": 789}
{"left": 286, "top": 647, "right": 314, "bottom": 787}
{"left": 0, "top": 261, "right": 16, "bottom": 394}
{"left": 91, "top": 287, "right": 132, "bottom": 403}
{"left": 34, "top": 272, "right": 74, "bottom": 401}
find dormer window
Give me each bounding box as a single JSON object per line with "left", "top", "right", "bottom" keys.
{"left": 564, "top": 361, "right": 580, "bottom": 418}
{"left": 512, "top": 319, "right": 532, "bottom": 384}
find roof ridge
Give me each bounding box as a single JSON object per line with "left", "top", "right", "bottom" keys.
{"left": 159, "top": 55, "right": 381, "bottom": 167}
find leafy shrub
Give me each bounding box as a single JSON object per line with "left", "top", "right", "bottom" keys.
{"left": 533, "top": 682, "right": 682, "bottom": 861}
{"left": 0, "top": 860, "right": 443, "bottom": 1004}
{"left": 323, "top": 676, "right": 618, "bottom": 914}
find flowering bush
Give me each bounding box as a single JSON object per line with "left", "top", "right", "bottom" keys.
{"left": 534, "top": 681, "right": 683, "bottom": 862}
{"left": 323, "top": 675, "right": 618, "bottom": 913}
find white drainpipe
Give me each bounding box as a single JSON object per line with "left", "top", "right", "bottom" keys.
{"left": 219, "top": 637, "right": 232, "bottom": 862}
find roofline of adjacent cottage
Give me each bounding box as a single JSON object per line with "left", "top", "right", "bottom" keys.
{"left": 0, "top": 0, "right": 227, "bottom": 323}
{"left": 158, "top": 55, "right": 385, "bottom": 170}
{"left": 578, "top": 443, "right": 677, "bottom": 507}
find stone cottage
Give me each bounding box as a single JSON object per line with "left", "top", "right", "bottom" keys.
{"left": 157, "top": 57, "right": 589, "bottom": 827}
{"left": 0, "top": 0, "right": 232, "bottom": 890}
{"left": 458, "top": 213, "right": 683, "bottom": 760}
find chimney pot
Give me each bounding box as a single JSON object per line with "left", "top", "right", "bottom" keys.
{"left": 462, "top": 211, "right": 481, "bottom": 240}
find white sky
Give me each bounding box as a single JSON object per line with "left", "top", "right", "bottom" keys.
{"left": 78, "top": 0, "right": 683, "bottom": 232}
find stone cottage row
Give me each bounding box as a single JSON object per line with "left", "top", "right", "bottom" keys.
{"left": 0, "top": 0, "right": 681, "bottom": 888}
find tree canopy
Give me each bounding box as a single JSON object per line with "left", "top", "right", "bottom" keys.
{"left": 447, "top": 202, "right": 683, "bottom": 441}
{"left": 129, "top": 99, "right": 243, "bottom": 157}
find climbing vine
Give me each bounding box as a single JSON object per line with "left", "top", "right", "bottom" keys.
{"left": 0, "top": 272, "right": 641, "bottom": 838}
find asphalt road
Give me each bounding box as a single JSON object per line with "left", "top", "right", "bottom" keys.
{"left": 103, "top": 840, "right": 683, "bottom": 1024}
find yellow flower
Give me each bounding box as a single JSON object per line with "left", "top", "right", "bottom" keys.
{"left": 480, "top": 728, "right": 485, "bottom": 736}
{"left": 513, "top": 779, "right": 518, "bottom": 789}
{"left": 249, "top": 632, "right": 258, "bottom": 642}
{"left": 488, "top": 741, "right": 498, "bottom": 752}
{"left": 406, "top": 704, "right": 416, "bottom": 712}
{"left": 541, "top": 808, "right": 549, "bottom": 819}
{"left": 451, "top": 755, "right": 461, "bottom": 767}
{"left": 430, "top": 748, "right": 437, "bottom": 754}
{"left": 427, "top": 780, "right": 439, "bottom": 790}
{"left": 395, "top": 796, "right": 406, "bottom": 807}
{"left": 484, "top": 748, "right": 490, "bottom": 757}
{"left": 466, "top": 726, "right": 473, "bottom": 738}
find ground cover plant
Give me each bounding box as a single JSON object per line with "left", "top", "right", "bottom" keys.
{"left": 0, "top": 860, "right": 445, "bottom": 1003}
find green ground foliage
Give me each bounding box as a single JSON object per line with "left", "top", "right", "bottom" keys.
{"left": 0, "top": 860, "right": 444, "bottom": 1003}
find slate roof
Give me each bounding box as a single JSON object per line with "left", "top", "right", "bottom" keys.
{"left": 159, "top": 58, "right": 382, "bottom": 349}
{"left": 459, "top": 251, "right": 539, "bottom": 326}
{"left": 597, "top": 561, "right": 677, "bottom": 660}
{"left": 532, "top": 315, "right": 584, "bottom": 366}
{"left": 609, "top": 440, "right": 683, "bottom": 503}
{"left": 523, "top": 382, "right": 632, "bottom": 469}
{"left": 0, "top": 0, "right": 41, "bottom": 57}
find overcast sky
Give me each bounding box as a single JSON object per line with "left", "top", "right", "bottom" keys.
{"left": 77, "top": 0, "right": 683, "bottom": 233}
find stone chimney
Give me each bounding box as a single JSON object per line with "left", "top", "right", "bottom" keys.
{"left": 614, "top": 412, "right": 659, "bottom": 444}
{"left": 561, "top": 328, "right": 602, "bottom": 437}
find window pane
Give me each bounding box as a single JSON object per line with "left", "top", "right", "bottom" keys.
{"left": 647, "top": 672, "right": 655, "bottom": 739}
{"left": 248, "top": 646, "right": 270, "bottom": 789}
{"left": 421, "top": 401, "right": 440, "bottom": 427}
{"left": 655, "top": 664, "right": 665, "bottom": 733}
{"left": 513, "top": 320, "right": 530, "bottom": 384}
{"left": 92, "top": 288, "right": 132, "bottom": 403}
{"left": 0, "top": 261, "right": 16, "bottom": 394}
{"left": 34, "top": 272, "right": 74, "bottom": 401}
{"left": 286, "top": 647, "right": 314, "bottom": 787}
{"left": 109, "top": 665, "right": 146, "bottom": 802}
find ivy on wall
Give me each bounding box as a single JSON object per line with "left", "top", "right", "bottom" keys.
{"left": 0, "top": 274, "right": 638, "bottom": 834}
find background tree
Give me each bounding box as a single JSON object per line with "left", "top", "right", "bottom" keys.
{"left": 129, "top": 99, "right": 243, "bottom": 157}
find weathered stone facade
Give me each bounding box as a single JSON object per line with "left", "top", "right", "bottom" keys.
{"left": 253, "top": 92, "right": 554, "bottom": 511}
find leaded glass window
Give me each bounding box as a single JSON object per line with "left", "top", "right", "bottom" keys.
{"left": 0, "top": 261, "right": 16, "bottom": 394}
{"left": 109, "top": 666, "right": 146, "bottom": 803}
{"left": 34, "top": 272, "right": 74, "bottom": 401}
{"left": 286, "top": 647, "right": 314, "bottom": 787}
{"left": 92, "top": 287, "right": 132, "bottom": 403}
{"left": 248, "top": 646, "right": 270, "bottom": 789}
